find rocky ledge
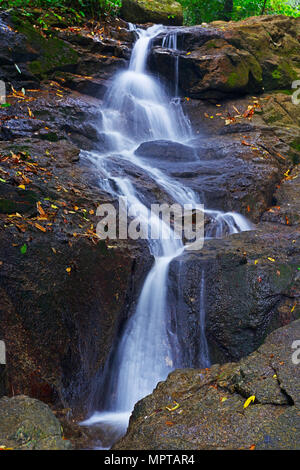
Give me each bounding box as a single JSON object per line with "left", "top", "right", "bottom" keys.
{"left": 0, "top": 395, "right": 71, "bottom": 450}
{"left": 114, "top": 320, "right": 300, "bottom": 450}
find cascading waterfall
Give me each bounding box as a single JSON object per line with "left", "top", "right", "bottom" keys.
{"left": 80, "top": 24, "right": 253, "bottom": 447}
{"left": 162, "top": 32, "right": 179, "bottom": 97}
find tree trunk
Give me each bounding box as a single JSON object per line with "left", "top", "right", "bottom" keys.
{"left": 223, "top": 0, "right": 234, "bottom": 21}
{"left": 261, "top": 0, "right": 268, "bottom": 15}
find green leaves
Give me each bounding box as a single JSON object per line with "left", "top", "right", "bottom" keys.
{"left": 20, "top": 243, "right": 27, "bottom": 254}
{"left": 179, "top": 0, "right": 300, "bottom": 25}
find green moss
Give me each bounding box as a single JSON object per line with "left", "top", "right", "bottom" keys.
{"left": 227, "top": 72, "right": 239, "bottom": 88}
{"left": 0, "top": 199, "right": 18, "bottom": 214}
{"left": 11, "top": 15, "right": 78, "bottom": 78}
{"left": 205, "top": 40, "right": 219, "bottom": 49}
{"left": 135, "top": 0, "right": 182, "bottom": 14}
{"left": 121, "top": 0, "right": 183, "bottom": 25}
{"left": 272, "top": 69, "right": 282, "bottom": 80}
{"left": 291, "top": 139, "right": 300, "bottom": 152}
{"left": 40, "top": 132, "right": 59, "bottom": 142}
{"left": 264, "top": 112, "right": 285, "bottom": 124}
{"left": 272, "top": 89, "right": 294, "bottom": 96}
{"left": 279, "top": 61, "right": 298, "bottom": 81}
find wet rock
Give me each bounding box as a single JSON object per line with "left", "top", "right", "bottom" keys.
{"left": 114, "top": 320, "right": 300, "bottom": 450}
{"left": 0, "top": 395, "right": 71, "bottom": 450}
{"left": 0, "top": 183, "right": 38, "bottom": 216}
{"left": 121, "top": 0, "right": 183, "bottom": 26}
{"left": 0, "top": 132, "right": 150, "bottom": 416}
{"left": 169, "top": 225, "right": 300, "bottom": 365}
{"left": 0, "top": 118, "right": 50, "bottom": 141}
{"left": 135, "top": 140, "right": 198, "bottom": 162}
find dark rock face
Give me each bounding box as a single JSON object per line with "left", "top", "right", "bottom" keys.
{"left": 0, "top": 134, "right": 150, "bottom": 414}
{"left": 0, "top": 11, "right": 134, "bottom": 98}
{"left": 0, "top": 395, "right": 71, "bottom": 449}
{"left": 121, "top": 0, "right": 183, "bottom": 26}
{"left": 114, "top": 320, "right": 300, "bottom": 450}
{"left": 169, "top": 227, "right": 300, "bottom": 365}
{"left": 135, "top": 140, "right": 198, "bottom": 162}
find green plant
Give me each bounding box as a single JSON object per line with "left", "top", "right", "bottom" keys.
{"left": 0, "top": 0, "right": 122, "bottom": 20}
{"left": 178, "top": 0, "right": 300, "bottom": 25}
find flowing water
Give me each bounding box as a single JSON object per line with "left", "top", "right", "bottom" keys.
{"left": 80, "top": 24, "right": 253, "bottom": 448}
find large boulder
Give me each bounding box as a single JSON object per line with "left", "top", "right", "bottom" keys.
{"left": 150, "top": 15, "right": 300, "bottom": 99}
{"left": 169, "top": 225, "right": 300, "bottom": 365}
{"left": 114, "top": 320, "right": 300, "bottom": 450}
{"left": 121, "top": 0, "right": 183, "bottom": 26}
{"left": 135, "top": 140, "right": 198, "bottom": 162}
{"left": 0, "top": 395, "right": 71, "bottom": 450}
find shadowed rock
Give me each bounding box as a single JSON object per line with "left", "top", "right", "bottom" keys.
{"left": 114, "top": 320, "right": 300, "bottom": 450}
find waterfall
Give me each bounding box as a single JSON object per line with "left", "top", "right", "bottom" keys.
{"left": 80, "top": 24, "right": 253, "bottom": 447}
{"left": 162, "top": 32, "right": 179, "bottom": 97}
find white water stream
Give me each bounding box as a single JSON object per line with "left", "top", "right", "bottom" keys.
{"left": 80, "top": 24, "right": 253, "bottom": 448}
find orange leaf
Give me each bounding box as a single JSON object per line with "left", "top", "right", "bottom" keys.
{"left": 35, "top": 223, "right": 46, "bottom": 232}
{"left": 37, "top": 201, "right": 46, "bottom": 217}
{"left": 165, "top": 421, "right": 174, "bottom": 427}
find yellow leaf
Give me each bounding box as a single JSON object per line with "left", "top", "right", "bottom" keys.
{"left": 221, "top": 397, "right": 228, "bottom": 402}
{"left": 268, "top": 257, "right": 275, "bottom": 262}
{"left": 243, "top": 395, "right": 255, "bottom": 409}
{"left": 18, "top": 184, "right": 25, "bottom": 190}
{"left": 273, "top": 374, "right": 277, "bottom": 379}
{"left": 254, "top": 260, "right": 258, "bottom": 265}
{"left": 166, "top": 401, "right": 180, "bottom": 412}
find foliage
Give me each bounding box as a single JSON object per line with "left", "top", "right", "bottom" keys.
{"left": 0, "top": 0, "right": 299, "bottom": 24}
{"left": 0, "top": 0, "right": 122, "bottom": 20}
{"left": 179, "top": 0, "right": 300, "bottom": 24}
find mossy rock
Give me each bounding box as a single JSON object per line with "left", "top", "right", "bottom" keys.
{"left": 121, "top": 0, "right": 183, "bottom": 25}
{"left": 0, "top": 183, "right": 38, "bottom": 215}
{"left": 0, "top": 395, "right": 71, "bottom": 450}
{"left": 224, "top": 55, "right": 263, "bottom": 93}
{"left": 263, "top": 59, "right": 298, "bottom": 91}
{"left": 11, "top": 14, "right": 78, "bottom": 78}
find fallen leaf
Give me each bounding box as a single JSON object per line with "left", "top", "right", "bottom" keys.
{"left": 165, "top": 421, "right": 174, "bottom": 427}
{"left": 243, "top": 395, "right": 255, "bottom": 409}
{"left": 35, "top": 223, "right": 46, "bottom": 233}
{"left": 166, "top": 401, "right": 180, "bottom": 412}
{"left": 37, "top": 201, "right": 46, "bottom": 217}
{"left": 20, "top": 243, "right": 27, "bottom": 254}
